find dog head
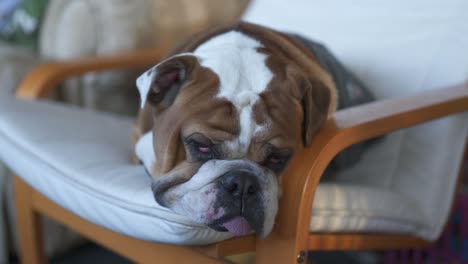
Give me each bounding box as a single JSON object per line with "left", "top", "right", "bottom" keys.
{"left": 135, "top": 23, "right": 336, "bottom": 238}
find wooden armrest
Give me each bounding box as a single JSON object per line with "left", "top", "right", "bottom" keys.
{"left": 276, "top": 82, "right": 468, "bottom": 243}
{"left": 16, "top": 45, "right": 170, "bottom": 99}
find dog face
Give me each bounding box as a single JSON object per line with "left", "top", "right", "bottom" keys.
{"left": 135, "top": 28, "right": 334, "bottom": 238}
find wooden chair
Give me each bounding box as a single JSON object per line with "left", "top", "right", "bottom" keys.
{"left": 8, "top": 46, "right": 468, "bottom": 263}
{"left": 2, "top": 0, "right": 468, "bottom": 262}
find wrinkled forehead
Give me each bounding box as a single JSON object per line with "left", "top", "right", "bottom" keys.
{"left": 194, "top": 32, "right": 270, "bottom": 154}
{"left": 187, "top": 31, "right": 300, "bottom": 156}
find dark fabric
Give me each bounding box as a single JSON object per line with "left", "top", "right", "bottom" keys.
{"left": 289, "top": 33, "right": 381, "bottom": 175}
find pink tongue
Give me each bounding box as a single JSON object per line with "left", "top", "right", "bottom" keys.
{"left": 222, "top": 216, "right": 253, "bottom": 236}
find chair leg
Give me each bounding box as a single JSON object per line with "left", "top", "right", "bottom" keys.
{"left": 256, "top": 233, "right": 306, "bottom": 264}
{"left": 13, "top": 175, "right": 47, "bottom": 264}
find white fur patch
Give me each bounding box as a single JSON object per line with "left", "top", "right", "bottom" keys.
{"left": 194, "top": 31, "right": 272, "bottom": 99}
{"left": 135, "top": 132, "right": 156, "bottom": 171}
{"left": 194, "top": 31, "right": 273, "bottom": 156}
{"left": 136, "top": 70, "right": 153, "bottom": 108}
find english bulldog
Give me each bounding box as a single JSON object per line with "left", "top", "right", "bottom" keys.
{"left": 132, "top": 22, "right": 338, "bottom": 238}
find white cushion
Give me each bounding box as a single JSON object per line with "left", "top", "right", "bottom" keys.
{"left": 0, "top": 98, "right": 435, "bottom": 243}
{"left": 0, "top": 97, "right": 232, "bottom": 245}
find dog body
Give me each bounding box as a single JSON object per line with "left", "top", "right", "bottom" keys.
{"left": 133, "top": 22, "right": 336, "bottom": 237}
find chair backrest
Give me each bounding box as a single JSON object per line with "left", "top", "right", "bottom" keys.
{"left": 243, "top": 0, "right": 468, "bottom": 240}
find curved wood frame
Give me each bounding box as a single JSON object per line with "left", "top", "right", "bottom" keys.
{"left": 13, "top": 46, "right": 468, "bottom": 263}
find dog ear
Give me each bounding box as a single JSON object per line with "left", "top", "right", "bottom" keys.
{"left": 136, "top": 54, "right": 198, "bottom": 109}
{"left": 302, "top": 79, "right": 334, "bottom": 146}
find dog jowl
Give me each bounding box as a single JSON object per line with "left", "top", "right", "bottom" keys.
{"left": 133, "top": 22, "right": 336, "bottom": 238}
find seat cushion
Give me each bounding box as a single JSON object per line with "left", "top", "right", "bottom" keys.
{"left": 0, "top": 97, "right": 232, "bottom": 245}
{"left": 0, "top": 98, "right": 428, "bottom": 243}
{"left": 311, "top": 183, "right": 425, "bottom": 234}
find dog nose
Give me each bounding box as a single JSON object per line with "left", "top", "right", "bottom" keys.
{"left": 220, "top": 170, "right": 260, "bottom": 198}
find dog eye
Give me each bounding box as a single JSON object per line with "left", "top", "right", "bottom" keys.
{"left": 268, "top": 156, "right": 281, "bottom": 164}
{"left": 197, "top": 145, "right": 212, "bottom": 154}
{"left": 186, "top": 139, "right": 216, "bottom": 161}
{"left": 265, "top": 154, "right": 291, "bottom": 172}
